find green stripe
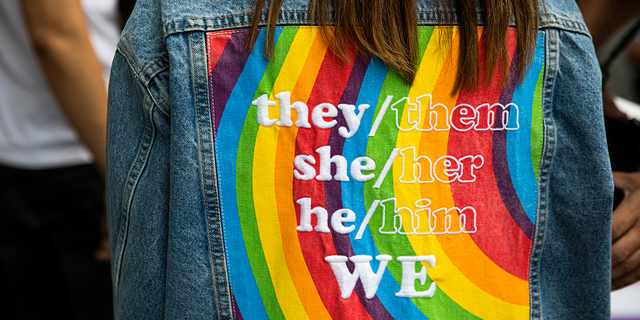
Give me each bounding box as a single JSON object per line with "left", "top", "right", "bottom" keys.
{"left": 531, "top": 64, "right": 545, "bottom": 183}
{"left": 365, "top": 26, "right": 481, "bottom": 319}
{"left": 235, "top": 27, "right": 299, "bottom": 320}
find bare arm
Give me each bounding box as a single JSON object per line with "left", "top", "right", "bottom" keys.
{"left": 21, "top": 0, "right": 107, "bottom": 177}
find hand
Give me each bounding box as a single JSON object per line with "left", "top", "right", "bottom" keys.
{"left": 611, "top": 171, "right": 640, "bottom": 290}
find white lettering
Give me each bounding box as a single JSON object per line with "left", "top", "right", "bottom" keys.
{"left": 399, "top": 147, "right": 434, "bottom": 183}
{"left": 316, "top": 146, "right": 349, "bottom": 181}
{"left": 325, "top": 255, "right": 437, "bottom": 300}
{"left": 433, "top": 156, "right": 460, "bottom": 183}
{"left": 312, "top": 103, "right": 338, "bottom": 129}
{"left": 293, "top": 155, "right": 316, "bottom": 180}
{"left": 396, "top": 256, "right": 437, "bottom": 298}
{"left": 391, "top": 97, "right": 419, "bottom": 131}
{"left": 324, "top": 255, "right": 392, "bottom": 299}
{"left": 274, "top": 91, "right": 311, "bottom": 128}
{"left": 350, "top": 156, "right": 376, "bottom": 182}
{"left": 416, "top": 95, "right": 450, "bottom": 131}
{"left": 296, "top": 198, "right": 330, "bottom": 233}
{"left": 253, "top": 94, "right": 276, "bottom": 127}
{"left": 377, "top": 198, "right": 478, "bottom": 235}
{"left": 255, "top": 92, "right": 518, "bottom": 133}
{"left": 331, "top": 209, "right": 356, "bottom": 234}
{"left": 338, "top": 103, "right": 370, "bottom": 138}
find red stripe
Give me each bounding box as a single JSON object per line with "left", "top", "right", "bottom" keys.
{"left": 447, "top": 30, "right": 532, "bottom": 280}
{"left": 207, "top": 32, "right": 232, "bottom": 75}
{"left": 293, "top": 44, "right": 373, "bottom": 319}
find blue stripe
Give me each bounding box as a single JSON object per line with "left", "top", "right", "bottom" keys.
{"left": 506, "top": 34, "right": 545, "bottom": 224}
{"left": 342, "top": 57, "right": 430, "bottom": 320}
{"left": 216, "top": 29, "right": 282, "bottom": 320}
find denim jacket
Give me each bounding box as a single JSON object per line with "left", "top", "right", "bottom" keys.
{"left": 107, "top": 0, "right": 613, "bottom": 318}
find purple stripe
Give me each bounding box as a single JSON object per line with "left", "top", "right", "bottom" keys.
{"left": 492, "top": 50, "right": 535, "bottom": 240}
{"left": 209, "top": 30, "right": 253, "bottom": 137}
{"left": 324, "top": 54, "right": 394, "bottom": 320}
{"left": 325, "top": 54, "right": 367, "bottom": 257}
{"left": 230, "top": 287, "right": 243, "bottom": 320}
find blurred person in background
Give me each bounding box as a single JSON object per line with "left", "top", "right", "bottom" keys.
{"left": 0, "top": 0, "right": 129, "bottom": 318}
{"left": 578, "top": 0, "right": 640, "bottom": 290}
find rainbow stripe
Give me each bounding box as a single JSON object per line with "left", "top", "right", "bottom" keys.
{"left": 209, "top": 26, "right": 545, "bottom": 320}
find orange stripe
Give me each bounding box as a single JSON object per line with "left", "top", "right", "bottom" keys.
{"left": 427, "top": 28, "right": 528, "bottom": 306}
{"left": 273, "top": 28, "right": 333, "bottom": 319}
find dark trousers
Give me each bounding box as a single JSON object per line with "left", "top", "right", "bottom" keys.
{"left": 0, "top": 164, "right": 113, "bottom": 320}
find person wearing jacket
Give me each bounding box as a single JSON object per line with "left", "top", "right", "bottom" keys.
{"left": 107, "top": 0, "right": 613, "bottom": 318}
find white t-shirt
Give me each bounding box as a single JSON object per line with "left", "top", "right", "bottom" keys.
{"left": 82, "top": 0, "right": 121, "bottom": 84}
{"left": 0, "top": 0, "right": 119, "bottom": 169}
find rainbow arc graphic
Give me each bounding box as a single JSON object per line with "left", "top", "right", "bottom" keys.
{"left": 208, "top": 26, "right": 546, "bottom": 319}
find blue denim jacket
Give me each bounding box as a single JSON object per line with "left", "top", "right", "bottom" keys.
{"left": 107, "top": 0, "right": 613, "bottom": 318}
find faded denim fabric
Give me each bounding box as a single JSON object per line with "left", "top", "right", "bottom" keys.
{"left": 106, "top": 0, "right": 613, "bottom": 319}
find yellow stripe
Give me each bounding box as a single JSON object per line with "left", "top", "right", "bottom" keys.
{"left": 253, "top": 27, "right": 330, "bottom": 320}
{"left": 426, "top": 27, "right": 529, "bottom": 307}
{"left": 273, "top": 27, "right": 333, "bottom": 319}
{"left": 393, "top": 28, "right": 528, "bottom": 319}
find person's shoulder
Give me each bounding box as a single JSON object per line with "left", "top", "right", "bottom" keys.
{"left": 540, "top": 0, "right": 590, "bottom": 35}
{"left": 161, "top": 0, "right": 311, "bottom": 32}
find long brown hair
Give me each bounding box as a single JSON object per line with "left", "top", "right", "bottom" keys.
{"left": 248, "top": 0, "right": 539, "bottom": 94}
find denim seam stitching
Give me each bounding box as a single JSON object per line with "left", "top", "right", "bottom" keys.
{"left": 529, "top": 28, "right": 557, "bottom": 320}
{"left": 195, "top": 32, "right": 227, "bottom": 319}
{"left": 199, "top": 32, "right": 233, "bottom": 319}
{"left": 162, "top": 11, "right": 585, "bottom": 27}
{"left": 143, "top": 62, "right": 171, "bottom": 115}
{"left": 112, "top": 55, "right": 159, "bottom": 303}
{"left": 539, "top": 24, "right": 589, "bottom": 37}
{"left": 164, "top": 19, "right": 473, "bottom": 35}
{"left": 118, "top": 40, "right": 170, "bottom": 87}
{"left": 163, "top": 11, "right": 587, "bottom": 36}
{"left": 116, "top": 41, "right": 138, "bottom": 75}
{"left": 197, "top": 32, "right": 219, "bottom": 318}
{"left": 208, "top": 32, "right": 234, "bottom": 320}
{"left": 146, "top": 58, "right": 169, "bottom": 80}
{"left": 123, "top": 47, "right": 169, "bottom": 114}
{"left": 117, "top": 42, "right": 171, "bottom": 116}
{"left": 165, "top": 20, "right": 309, "bottom": 34}
{"left": 110, "top": 49, "right": 139, "bottom": 293}
{"left": 166, "top": 11, "right": 308, "bottom": 25}
{"left": 166, "top": 22, "right": 588, "bottom": 36}
{"left": 539, "top": 14, "right": 590, "bottom": 34}
{"left": 140, "top": 53, "right": 169, "bottom": 84}
{"left": 148, "top": 76, "right": 171, "bottom": 118}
